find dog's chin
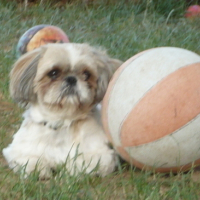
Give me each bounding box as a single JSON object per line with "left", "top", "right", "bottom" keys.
{"left": 59, "top": 94, "right": 92, "bottom": 109}
{"left": 61, "top": 87, "right": 92, "bottom": 105}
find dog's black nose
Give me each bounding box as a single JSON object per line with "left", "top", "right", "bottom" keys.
{"left": 65, "top": 76, "right": 77, "bottom": 86}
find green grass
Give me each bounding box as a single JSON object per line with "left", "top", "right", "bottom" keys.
{"left": 1, "top": 0, "right": 200, "bottom": 199}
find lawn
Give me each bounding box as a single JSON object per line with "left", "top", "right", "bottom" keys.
{"left": 0, "top": 0, "right": 200, "bottom": 199}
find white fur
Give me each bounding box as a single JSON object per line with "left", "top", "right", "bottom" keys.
{"left": 3, "top": 106, "right": 117, "bottom": 178}
{"left": 3, "top": 43, "right": 122, "bottom": 178}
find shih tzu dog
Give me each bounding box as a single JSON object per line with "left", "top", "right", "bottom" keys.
{"left": 3, "top": 43, "right": 122, "bottom": 178}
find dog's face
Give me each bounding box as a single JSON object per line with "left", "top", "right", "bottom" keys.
{"left": 10, "top": 43, "right": 122, "bottom": 117}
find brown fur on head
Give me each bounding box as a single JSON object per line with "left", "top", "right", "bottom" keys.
{"left": 10, "top": 43, "right": 122, "bottom": 116}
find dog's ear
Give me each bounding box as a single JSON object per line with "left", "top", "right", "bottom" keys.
{"left": 92, "top": 49, "right": 122, "bottom": 103}
{"left": 10, "top": 47, "right": 47, "bottom": 106}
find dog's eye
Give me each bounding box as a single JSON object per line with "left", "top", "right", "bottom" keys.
{"left": 47, "top": 69, "right": 61, "bottom": 80}
{"left": 83, "top": 70, "right": 91, "bottom": 81}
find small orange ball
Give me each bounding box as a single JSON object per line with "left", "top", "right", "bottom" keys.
{"left": 185, "top": 5, "right": 200, "bottom": 18}
{"left": 17, "top": 24, "right": 70, "bottom": 56}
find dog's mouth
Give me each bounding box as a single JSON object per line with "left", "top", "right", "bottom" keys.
{"left": 63, "top": 86, "right": 78, "bottom": 96}
{"left": 55, "top": 87, "right": 80, "bottom": 108}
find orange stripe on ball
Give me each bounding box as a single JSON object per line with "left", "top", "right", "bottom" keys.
{"left": 121, "top": 62, "right": 200, "bottom": 147}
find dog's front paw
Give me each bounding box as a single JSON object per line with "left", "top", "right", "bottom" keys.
{"left": 3, "top": 147, "right": 52, "bottom": 179}
{"left": 98, "top": 149, "right": 118, "bottom": 177}
{"left": 9, "top": 159, "right": 52, "bottom": 179}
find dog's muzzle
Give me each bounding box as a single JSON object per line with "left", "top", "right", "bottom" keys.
{"left": 64, "top": 76, "right": 77, "bottom": 95}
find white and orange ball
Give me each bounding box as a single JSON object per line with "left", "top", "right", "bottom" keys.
{"left": 102, "top": 47, "right": 200, "bottom": 173}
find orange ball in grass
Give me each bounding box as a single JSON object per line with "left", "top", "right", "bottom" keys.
{"left": 102, "top": 47, "right": 200, "bottom": 173}
{"left": 185, "top": 5, "right": 200, "bottom": 18}
{"left": 17, "top": 24, "right": 70, "bottom": 56}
